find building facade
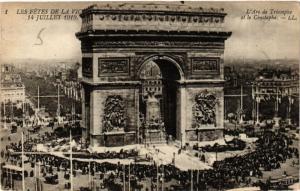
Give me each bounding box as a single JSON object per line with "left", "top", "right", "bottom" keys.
{"left": 0, "top": 65, "right": 25, "bottom": 104}
{"left": 253, "top": 68, "right": 299, "bottom": 125}
{"left": 76, "top": 3, "right": 232, "bottom": 147}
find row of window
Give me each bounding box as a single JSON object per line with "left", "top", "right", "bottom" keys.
{"left": 143, "top": 87, "right": 162, "bottom": 92}
{"left": 145, "top": 80, "right": 162, "bottom": 85}
{"left": 1, "top": 98, "right": 23, "bottom": 102}
{"left": 3, "top": 93, "right": 24, "bottom": 96}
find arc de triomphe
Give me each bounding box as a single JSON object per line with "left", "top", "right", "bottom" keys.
{"left": 76, "top": 3, "right": 232, "bottom": 147}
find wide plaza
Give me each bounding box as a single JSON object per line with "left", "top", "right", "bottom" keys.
{"left": 0, "top": 120, "right": 299, "bottom": 191}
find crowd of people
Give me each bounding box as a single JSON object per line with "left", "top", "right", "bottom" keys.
{"left": 0, "top": 129, "right": 299, "bottom": 190}
{"left": 194, "top": 138, "right": 246, "bottom": 152}
{"left": 210, "top": 131, "right": 298, "bottom": 189}
{"left": 64, "top": 149, "right": 139, "bottom": 160}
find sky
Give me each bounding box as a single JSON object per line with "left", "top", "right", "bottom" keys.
{"left": 0, "top": 1, "right": 299, "bottom": 63}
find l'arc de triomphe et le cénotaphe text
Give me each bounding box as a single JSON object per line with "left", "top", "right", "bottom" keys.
{"left": 76, "top": 3, "right": 232, "bottom": 147}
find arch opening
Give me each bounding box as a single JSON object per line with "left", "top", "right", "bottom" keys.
{"left": 138, "top": 57, "right": 182, "bottom": 143}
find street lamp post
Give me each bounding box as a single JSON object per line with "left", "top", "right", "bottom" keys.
{"left": 88, "top": 161, "right": 91, "bottom": 190}
{"left": 22, "top": 132, "right": 25, "bottom": 191}
{"left": 161, "top": 164, "right": 164, "bottom": 191}
{"left": 69, "top": 130, "right": 73, "bottom": 191}
{"left": 57, "top": 84, "right": 61, "bottom": 124}
{"left": 190, "top": 170, "right": 193, "bottom": 191}
{"left": 256, "top": 97, "right": 260, "bottom": 125}
{"left": 22, "top": 99, "right": 25, "bottom": 128}
{"left": 239, "top": 85, "right": 244, "bottom": 124}
{"left": 34, "top": 155, "right": 37, "bottom": 191}
{"left": 287, "top": 96, "right": 294, "bottom": 125}
{"left": 129, "top": 163, "right": 131, "bottom": 191}
{"left": 273, "top": 88, "right": 281, "bottom": 128}
{"left": 252, "top": 85, "right": 256, "bottom": 121}
{"left": 156, "top": 162, "right": 159, "bottom": 191}
{"left": 123, "top": 164, "right": 126, "bottom": 191}
{"left": 3, "top": 100, "right": 7, "bottom": 129}
{"left": 196, "top": 170, "right": 199, "bottom": 191}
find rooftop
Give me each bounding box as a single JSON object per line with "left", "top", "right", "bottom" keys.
{"left": 82, "top": 3, "right": 225, "bottom": 15}
{"left": 256, "top": 68, "right": 299, "bottom": 80}
{"left": 78, "top": 3, "right": 229, "bottom": 35}
{"left": 1, "top": 72, "right": 25, "bottom": 89}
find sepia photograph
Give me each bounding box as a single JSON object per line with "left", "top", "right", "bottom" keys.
{"left": 0, "top": 1, "right": 299, "bottom": 190}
